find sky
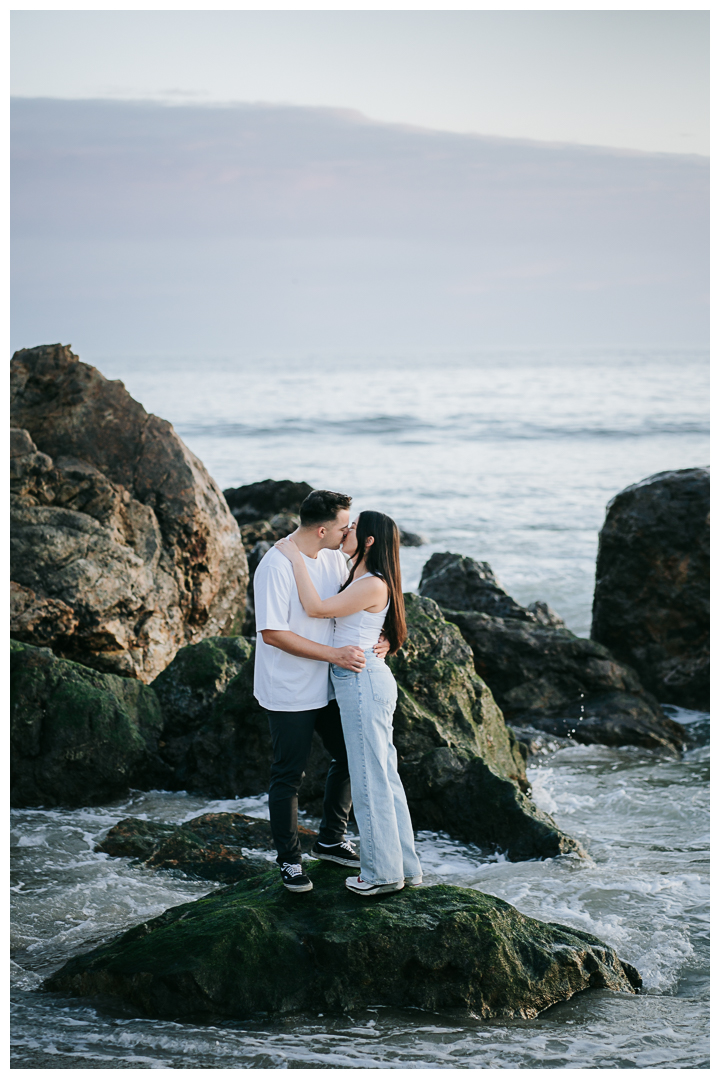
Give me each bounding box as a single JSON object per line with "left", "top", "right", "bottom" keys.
{"left": 10, "top": 9, "right": 709, "bottom": 156}
{"left": 10, "top": 8, "right": 709, "bottom": 355}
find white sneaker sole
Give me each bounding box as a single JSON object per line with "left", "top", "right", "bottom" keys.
{"left": 282, "top": 880, "right": 313, "bottom": 893}
{"left": 345, "top": 879, "right": 405, "bottom": 897}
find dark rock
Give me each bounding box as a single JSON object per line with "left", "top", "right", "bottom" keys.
{"left": 419, "top": 551, "right": 684, "bottom": 754}
{"left": 444, "top": 611, "right": 686, "bottom": 755}
{"left": 419, "top": 552, "right": 535, "bottom": 621}
{"left": 239, "top": 513, "right": 300, "bottom": 547}
{"left": 97, "top": 812, "right": 318, "bottom": 883}
{"left": 399, "top": 528, "right": 428, "bottom": 547}
{"left": 223, "top": 479, "right": 313, "bottom": 525}
{"left": 149, "top": 635, "right": 292, "bottom": 798}
{"left": 591, "top": 468, "right": 709, "bottom": 710}
{"left": 10, "top": 345, "right": 248, "bottom": 681}
{"left": 389, "top": 596, "right": 584, "bottom": 859}
{"left": 45, "top": 862, "right": 641, "bottom": 1021}
{"left": 11, "top": 640, "right": 166, "bottom": 807}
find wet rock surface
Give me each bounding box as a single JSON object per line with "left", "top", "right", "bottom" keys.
{"left": 97, "top": 812, "right": 317, "bottom": 882}
{"left": 10, "top": 345, "right": 248, "bottom": 682}
{"left": 11, "top": 640, "right": 166, "bottom": 807}
{"left": 45, "top": 861, "right": 641, "bottom": 1021}
{"left": 591, "top": 468, "right": 709, "bottom": 710}
{"left": 420, "top": 552, "right": 684, "bottom": 754}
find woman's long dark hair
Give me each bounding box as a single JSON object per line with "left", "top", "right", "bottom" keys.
{"left": 341, "top": 510, "right": 406, "bottom": 654}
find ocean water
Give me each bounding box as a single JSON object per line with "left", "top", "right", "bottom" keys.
{"left": 11, "top": 347, "right": 709, "bottom": 1067}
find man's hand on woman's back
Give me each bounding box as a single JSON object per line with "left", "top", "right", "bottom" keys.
{"left": 332, "top": 646, "right": 367, "bottom": 672}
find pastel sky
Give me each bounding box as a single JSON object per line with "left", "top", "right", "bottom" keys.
{"left": 10, "top": 8, "right": 709, "bottom": 156}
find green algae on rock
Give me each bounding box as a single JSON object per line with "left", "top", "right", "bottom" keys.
{"left": 97, "top": 812, "right": 317, "bottom": 883}
{"left": 45, "top": 861, "right": 641, "bottom": 1021}
{"left": 10, "top": 639, "right": 166, "bottom": 807}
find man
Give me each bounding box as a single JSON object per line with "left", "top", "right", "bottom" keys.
{"left": 253, "top": 488, "right": 389, "bottom": 892}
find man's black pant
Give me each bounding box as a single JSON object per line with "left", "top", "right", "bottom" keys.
{"left": 266, "top": 700, "right": 352, "bottom": 866}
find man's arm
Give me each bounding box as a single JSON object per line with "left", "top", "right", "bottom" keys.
{"left": 261, "top": 630, "right": 367, "bottom": 672}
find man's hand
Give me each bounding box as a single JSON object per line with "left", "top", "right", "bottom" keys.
{"left": 373, "top": 632, "right": 391, "bottom": 660}
{"left": 332, "top": 646, "right": 367, "bottom": 672}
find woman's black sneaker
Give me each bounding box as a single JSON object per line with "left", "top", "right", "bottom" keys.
{"left": 280, "top": 863, "right": 313, "bottom": 892}
{"left": 310, "top": 839, "right": 361, "bottom": 868}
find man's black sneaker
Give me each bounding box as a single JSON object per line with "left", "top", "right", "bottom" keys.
{"left": 311, "top": 839, "right": 361, "bottom": 868}
{"left": 280, "top": 862, "right": 313, "bottom": 892}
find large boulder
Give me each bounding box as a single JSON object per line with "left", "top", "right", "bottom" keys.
{"left": 45, "top": 862, "right": 641, "bottom": 1021}
{"left": 420, "top": 552, "right": 685, "bottom": 753}
{"left": 591, "top": 468, "right": 710, "bottom": 710}
{"left": 10, "top": 345, "right": 248, "bottom": 682}
{"left": 96, "top": 812, "right": 317, "bottom": 883}
{"left": 149, "top": 601, "right": 584, "bottom": 861}
{"left": 11, "top": 640, "right": 166, "bottom": 807}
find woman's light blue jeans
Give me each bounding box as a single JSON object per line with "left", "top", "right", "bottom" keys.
{"left": 331, "top": 649, "right": 422, "bottom": 886}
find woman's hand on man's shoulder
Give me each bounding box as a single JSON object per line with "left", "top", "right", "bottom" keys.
{"left": 274, "top": 536, "right": 300, "bottom": 563}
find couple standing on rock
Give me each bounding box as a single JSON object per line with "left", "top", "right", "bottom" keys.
{"left": 252, "top": 489, "right": 422, "bottom": 896}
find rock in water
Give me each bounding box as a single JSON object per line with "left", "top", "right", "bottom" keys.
{"left": 591, "top": 468, "right": 710, "bottom": 710}
{"left": 10, "top": 345, "right": 248, "bottom": 682}
{"left": 419, "top": 552, "right": 536, "bottom": 621}
{"left": 96, "top": 812, "right": 318, "bottom": 883}
{"left": 223, "top": 479, "right": 313, "bottom": 524}
{"left": 390, "top": 596, "right": 582, "bottom": 859}
{"left": 446, "top": 612, "right": 685, "bottom": 754}
{"left": 420, "top": 552, "right": 684, "bottom": 753}
{"left": 11, "top": 640, "right": 165, "bottom": 807}
{"left": 44, "top": 862, "right": 641, "bottom": 1021}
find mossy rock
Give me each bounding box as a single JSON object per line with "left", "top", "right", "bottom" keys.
{"left": 97, "top": 811, "right": 318, "bottom": 883}
{"left": 10, "top": 639, "right": 166, "bottom": 807}
{"left": 45, "top": 861, "right": 640, "bottom": 1021}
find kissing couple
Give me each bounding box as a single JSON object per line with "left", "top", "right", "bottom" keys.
{"left": 252, "top": 488, "right": 422, "bottom": 896}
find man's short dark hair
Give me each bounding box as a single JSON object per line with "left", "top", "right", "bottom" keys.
{"left": 299, "top": 489, "right": 352, "bottom": 527}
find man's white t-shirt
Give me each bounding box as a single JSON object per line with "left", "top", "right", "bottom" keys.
{"left": 253, "top": 546, "right": 348, "bottom": 712}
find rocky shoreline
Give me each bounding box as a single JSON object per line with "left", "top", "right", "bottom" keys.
{"left": 10, "top": 345, "right": 709, "bottom": 1023}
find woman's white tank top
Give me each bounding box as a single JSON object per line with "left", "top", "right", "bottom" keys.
{"left": 333, "top": 573, "right": 390, "bottom": 649}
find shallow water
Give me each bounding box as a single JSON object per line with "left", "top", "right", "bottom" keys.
{"left": 11, "top": 347, "right": 709, "bottom": 1067}
{"left": 11, "top": 710, "right": 709, "bottom": 1069}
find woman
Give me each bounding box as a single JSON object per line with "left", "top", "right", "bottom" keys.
{"left": 275, "top": 510, "right": 422, "bottom": 897}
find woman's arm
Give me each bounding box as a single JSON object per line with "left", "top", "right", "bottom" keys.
{"left": 274, "top": 537, "right": 387, "bottom": 618}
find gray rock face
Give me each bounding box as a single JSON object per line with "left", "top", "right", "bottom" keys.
{"left": 591, "top": 468, "right": 709, "bottom": 710}
{"left": 420, "top": 552, "right": 684, "bottom": 753}
{"left": 10, "top": 345, "right": 248, "bottom": 681}
{"left": 11, "top": 640, "right": 166, "bottom": 807}
{"left": 44, "top": 863, "right": 641, "bottom": 1022}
